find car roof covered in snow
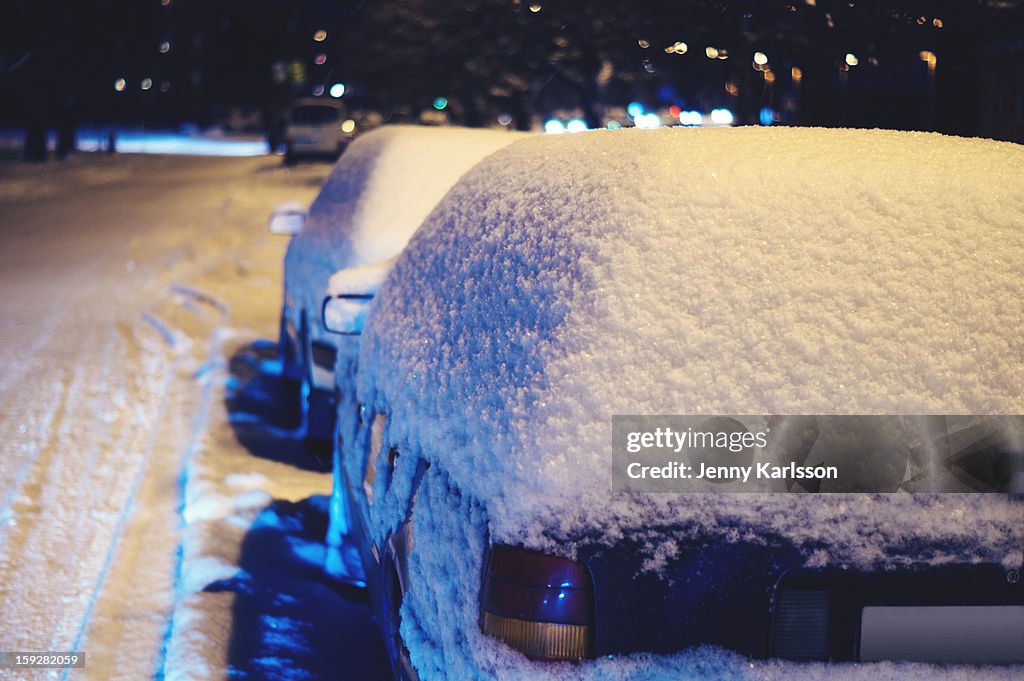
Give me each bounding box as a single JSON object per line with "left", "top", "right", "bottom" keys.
{"left": 284, "top": 125, "right": 527, "bottom": 321}
{"left": 359, "top": 127, "right": 1024, "bottom": 568}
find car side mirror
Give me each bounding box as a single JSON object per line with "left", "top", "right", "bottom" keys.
{"left": 268, "top": 202, "right": 306, "bottom": 236}
{"left": 323, "top": 294, "right": 374, "bottom": 335}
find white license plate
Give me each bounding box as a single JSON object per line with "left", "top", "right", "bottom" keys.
{"left": 860, "top": 605, "right": 1024, "bottom": 663}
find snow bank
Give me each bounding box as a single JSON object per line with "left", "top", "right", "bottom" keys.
{"left": 283, "top": 125, "right": 526, "bottom": 349}
{"left": 361, "top": 125, "right": 1024, "bottom": 560}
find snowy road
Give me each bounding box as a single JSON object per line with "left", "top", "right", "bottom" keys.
{"left": 0, "top": 154, "right": 388, "bottom": 680}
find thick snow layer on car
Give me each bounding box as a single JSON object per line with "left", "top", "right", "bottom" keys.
{"left": 282, "top": 125, "right": 525, "bottom": 348}
{"left": 326, "top": 255, "right": 396, "bottom": 296}
{"left": 360, "top": 126, "right": 1024, "bottom": 563}
{"left": 355, "top": 126, "right": 1024, "bottom": 679}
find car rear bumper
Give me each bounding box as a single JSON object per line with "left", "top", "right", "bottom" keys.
{"left": 772, "top": 564, "right": 1022, "bottom": 663}
{"left": 287, "top": 137, "right": 351, "bottom": 156}
{"left": 577, "top": 539, "right": 1023, "bottom": 663}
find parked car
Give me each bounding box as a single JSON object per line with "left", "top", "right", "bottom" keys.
{"left": 274, "top": 125, "right": 525, "bottom": 441}
{"left": 282, "top": 98, "right": 354, "bottom": 164}
{"left": 330, "top": 127, "right": 1024, "bottom": 680}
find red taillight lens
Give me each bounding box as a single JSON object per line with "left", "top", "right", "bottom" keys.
{"left": 480, "top": 545, "right": 594, "bottom": 660}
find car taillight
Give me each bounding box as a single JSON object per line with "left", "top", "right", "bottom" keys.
{"left": 480, "top": 545, "right": 594, "bottom": 661}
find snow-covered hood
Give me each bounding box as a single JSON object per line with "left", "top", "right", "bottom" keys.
{"left": 359, "top": 127, "right": 1024, "bottom": 569}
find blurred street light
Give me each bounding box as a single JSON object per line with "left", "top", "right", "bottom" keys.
{"left": 919, "top": 50, "right": 937, "bottom": 73}
{"left": 920, "top": 51, "right": 937, "bottom": 130}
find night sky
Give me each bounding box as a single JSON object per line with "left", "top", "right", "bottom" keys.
{"left": 1, "top": 1, "right": 1022, "bottom": 141}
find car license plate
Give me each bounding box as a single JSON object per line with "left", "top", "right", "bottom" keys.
{"left": 860, "top": 605, "right": 1024, "bottom": 663}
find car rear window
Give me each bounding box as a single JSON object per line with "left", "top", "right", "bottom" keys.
{"left": 291, "top": 105, "right": 341, "bottom": 125}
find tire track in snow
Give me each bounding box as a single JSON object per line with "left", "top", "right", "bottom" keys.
{"left": 0, "top": 367, "right": 71, "bottom": 555}
{"left": 56, "top": 314, "right": 182, "bottom": 681}
{"left": 66, "top": 284, "right": 230, "bottom": 681}
{"left": 0, "top": 319, "right": 157, "bottom": 656}
{"left": 0, "top": 304, "right": 64, "bottom": 396}
{"left": 0, "top": 156, "right": 329, "bottom": 679}
{"left": 0, "top": 308, "right": 173, "bottom": 671}
{"left": 0, "top": 322, "right": 100, "bottom": 594}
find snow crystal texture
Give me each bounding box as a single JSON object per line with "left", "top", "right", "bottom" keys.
{"left": 361, "top": 126, "right": 1024, "bottom": 558}
{"left": 354, "top": 127, "right": 1024, "bottom": 679}
{"left": 283, "top": 125, "right": 526, "bottom": 350}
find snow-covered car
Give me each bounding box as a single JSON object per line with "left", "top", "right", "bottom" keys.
{"left": 276, "top": 125, "right": 525, "bottom": 440}
{"left": 334, "top": 127, "right": 1024, "bottom": 680}
{"left": 282, "top": 98, "right": 354, "bottom": 164}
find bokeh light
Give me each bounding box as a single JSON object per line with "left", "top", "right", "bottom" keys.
{"left": 544, "top": 119, "right": 565, "bottom": 134}
{"left": 710, "top": 108, "right": 734, "bottom": 125}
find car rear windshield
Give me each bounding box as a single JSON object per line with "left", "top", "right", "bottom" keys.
{"left": 291, "top": 105, "right": 341, "bottom": 125}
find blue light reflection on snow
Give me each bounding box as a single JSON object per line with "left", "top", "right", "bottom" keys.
{"left": 0, "top": 127, "right": 270, "bottom": 157}
{"left": 101, "top": 132, "right": 269, "bottom": 156}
